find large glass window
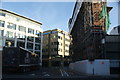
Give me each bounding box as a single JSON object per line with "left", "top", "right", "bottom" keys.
{"left": 28, "top": 28, "right": 34, "bottom": 34}
{"left": 0, "top": 20, "right": 5, "bottom": 27}
{"left": 35, "top": 37, "right": 41, "bottom": 43}
{"left": 0, "top": 30, "right": 4, "bottom": 36}
{"left": 7, "top": 23, "right": 16, "bottom": 30}
{"left": 0, "top": 12, "right": 6, "bottom": 16}
{"left": 17, "top": 34, "right": 26, "bottom": 40}
{"left": 18, "top": 26, "right": 26, "bottom": 32}
{"left": 17, "top": 41, "right": 25, "bottom": 48}
{"left": 27, "top": 36, "right": 34, "bottom": 42}
{"left": 6, "top": 31, "right": 14, "bottom": 38}
{"left": 35, "top": 44, "right": 41, "bottom": 50}
{"left": 27, "top": 42, "right": 33, "bottom": 49}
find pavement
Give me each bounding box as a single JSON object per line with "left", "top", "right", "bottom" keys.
{"left": 2, "top": 67, "right": 120, "bottom": 80}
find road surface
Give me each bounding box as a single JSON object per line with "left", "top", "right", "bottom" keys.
{"left": 2, "top": 67, "right": 119, "bottom": 80}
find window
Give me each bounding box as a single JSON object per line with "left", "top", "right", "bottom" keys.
{"left": 28, "top": 28, "right": 34, "bottom": 34}
{"left": 58, "top": 36, "right": 60, "bottom": 39}
{"left": 0, "top": 20, "right": 5, "bottom": 27}
{"left": 7, "top": 23, "right": 16, "bottom": 30}
{"left": 17, "top": 34, "right": 25, "bottom": 40}
{"left": 0, "top": 12, "right": 6, "bottom": 16}
{"left": 27, "top": 42, "right": 33, "bottom": 49}
{"left": 35, "top": 44, "right": 41, "bottom": 50}
{"left": 35, "top": 37, "right": 41, "bottom": 43}
{"left": 6, "top": 31, "right": 14, "bottom": 38}
{"left": 18, "top": 26, "right": 26, "bottom": 32}
{"left": 17, "top": 41, "right": 25, "bottom": 48}
{"left": 36, "top": 30, "right": 41, "bottom": 36}
{"left": 58, "top": 36, "right": 62, "bottom": 40}
{"left": 65, "top": 50, "right": 69, "bottom": 53}
{"left": 54, "top": 48, "right": 58, "bottom": 51}
{"left": 27, "top": 36, "right": 34, "bottom": 42}
{"left": 61, "top": 49, "right": 62, "bottom": 52}
{"left": 65, "top": 44, "right": 68, "bottom": 47}
{"left": 0, "top": 30, "right": 4, "bottom": 36}
{"left": 53, "top": 42, "right": 59, "bottom": 45}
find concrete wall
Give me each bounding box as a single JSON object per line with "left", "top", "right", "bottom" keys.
{"left": 69, "top": 59, "right": 110, "bottom": 75}
{"left": 0, "top": 51, "right": 2, "bottom": 79}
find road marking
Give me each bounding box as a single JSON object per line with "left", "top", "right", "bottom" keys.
{"left": 60, "top": 69, "right": 69, "bottom": 77}
{"left": 63, "top": 70, "right": 69, "bottom": 77}
{"left": 43, "top": 74, "right": 50, "bottom": 77}
{"left": 60, "top": 69, "right": 64, "bottom": 76}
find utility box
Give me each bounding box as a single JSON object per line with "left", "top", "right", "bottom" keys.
{"left": 69, "top": 59, "right": 110, "bottom": 75}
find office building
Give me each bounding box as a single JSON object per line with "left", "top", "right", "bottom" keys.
{"left": 42, "top": 29, "right": 71, "bottom": 67}
{"left": 0, "top": 9, "right": 43, "bottom": 65}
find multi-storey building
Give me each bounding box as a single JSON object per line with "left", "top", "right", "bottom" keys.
{"left": 118, "top": 1, "right": 120, "bottom": 25}
{"left": 68, "top": 0, "right": 112, "bottom": 61}
{"left": 104, "top": 35, "right": 120, "bottom": 74}
{"left": 0, "top": 9, "right": 43, "bottom": 65}
{"left": 110, "top": 25, "right": 120, "bottom": 35}
{"left": 42, "top": 29, "right": 71, "bottom": 67}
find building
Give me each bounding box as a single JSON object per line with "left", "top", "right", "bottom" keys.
{"left": 104, "top": 35, "right": 120, "bottom": 74}
{"left": 118, "top": 1, "right": 120, "bottom": 25}
{"left": 110, "top": 25, "right": 120, "bottom": 35}
{"left": 68, "top": 0, "right": 112, "bottom": 62}
{"left": 42, "top": 29, "right": 71, "bottom": 67}
{"left": 0, "top": 9, "right": 43, "bottom": 65}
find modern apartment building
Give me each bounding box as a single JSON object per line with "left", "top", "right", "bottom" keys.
{"left": 0, "top": 9, "right": 43, "bottom": 65}
{"left": 68, "top": 0, "right": 112, "bottom": 61}
{"left": 42, "top": 29, "right": 71, "bottom": 67}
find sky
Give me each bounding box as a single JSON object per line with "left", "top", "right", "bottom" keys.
{"left": 0, "top": 1, "right": 119, "bottom": 33}
{"left": 1, "top": 2, "right": 75, "bottom": 32}
{"left": 107, "top": 2, "right": 119, "bottom": 33}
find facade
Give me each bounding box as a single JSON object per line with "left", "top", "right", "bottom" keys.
{"left": 104, "top": 35, "right": 120, "bottom": 74}
{"left": 116, "top": 0, "right": 120, "bottom": 25}
{"left": 42, "top": 29, "right": 71, "bottom": 67}
{"left": 110, "top": 25, "right": 120, "bottom": 35}
{"left": 104, "top": 35, "right": 120, "bottom": 59}
{"left": 0, "top": 9, "right": 43, "bottom": 65}
{"left": 68, "top": 0, "right": 112, "bottom": 61}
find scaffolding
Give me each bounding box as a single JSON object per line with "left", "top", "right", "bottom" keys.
{"left": 70, "top": 1, "right": 111, "bottom": 62}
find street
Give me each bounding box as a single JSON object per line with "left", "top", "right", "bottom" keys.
{"left": 2, "top": 67, "right": 119, "bottom": 80}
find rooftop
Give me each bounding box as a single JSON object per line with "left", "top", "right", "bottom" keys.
{"left": 0, "top": 9, "right": 42, "bottom": 25}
